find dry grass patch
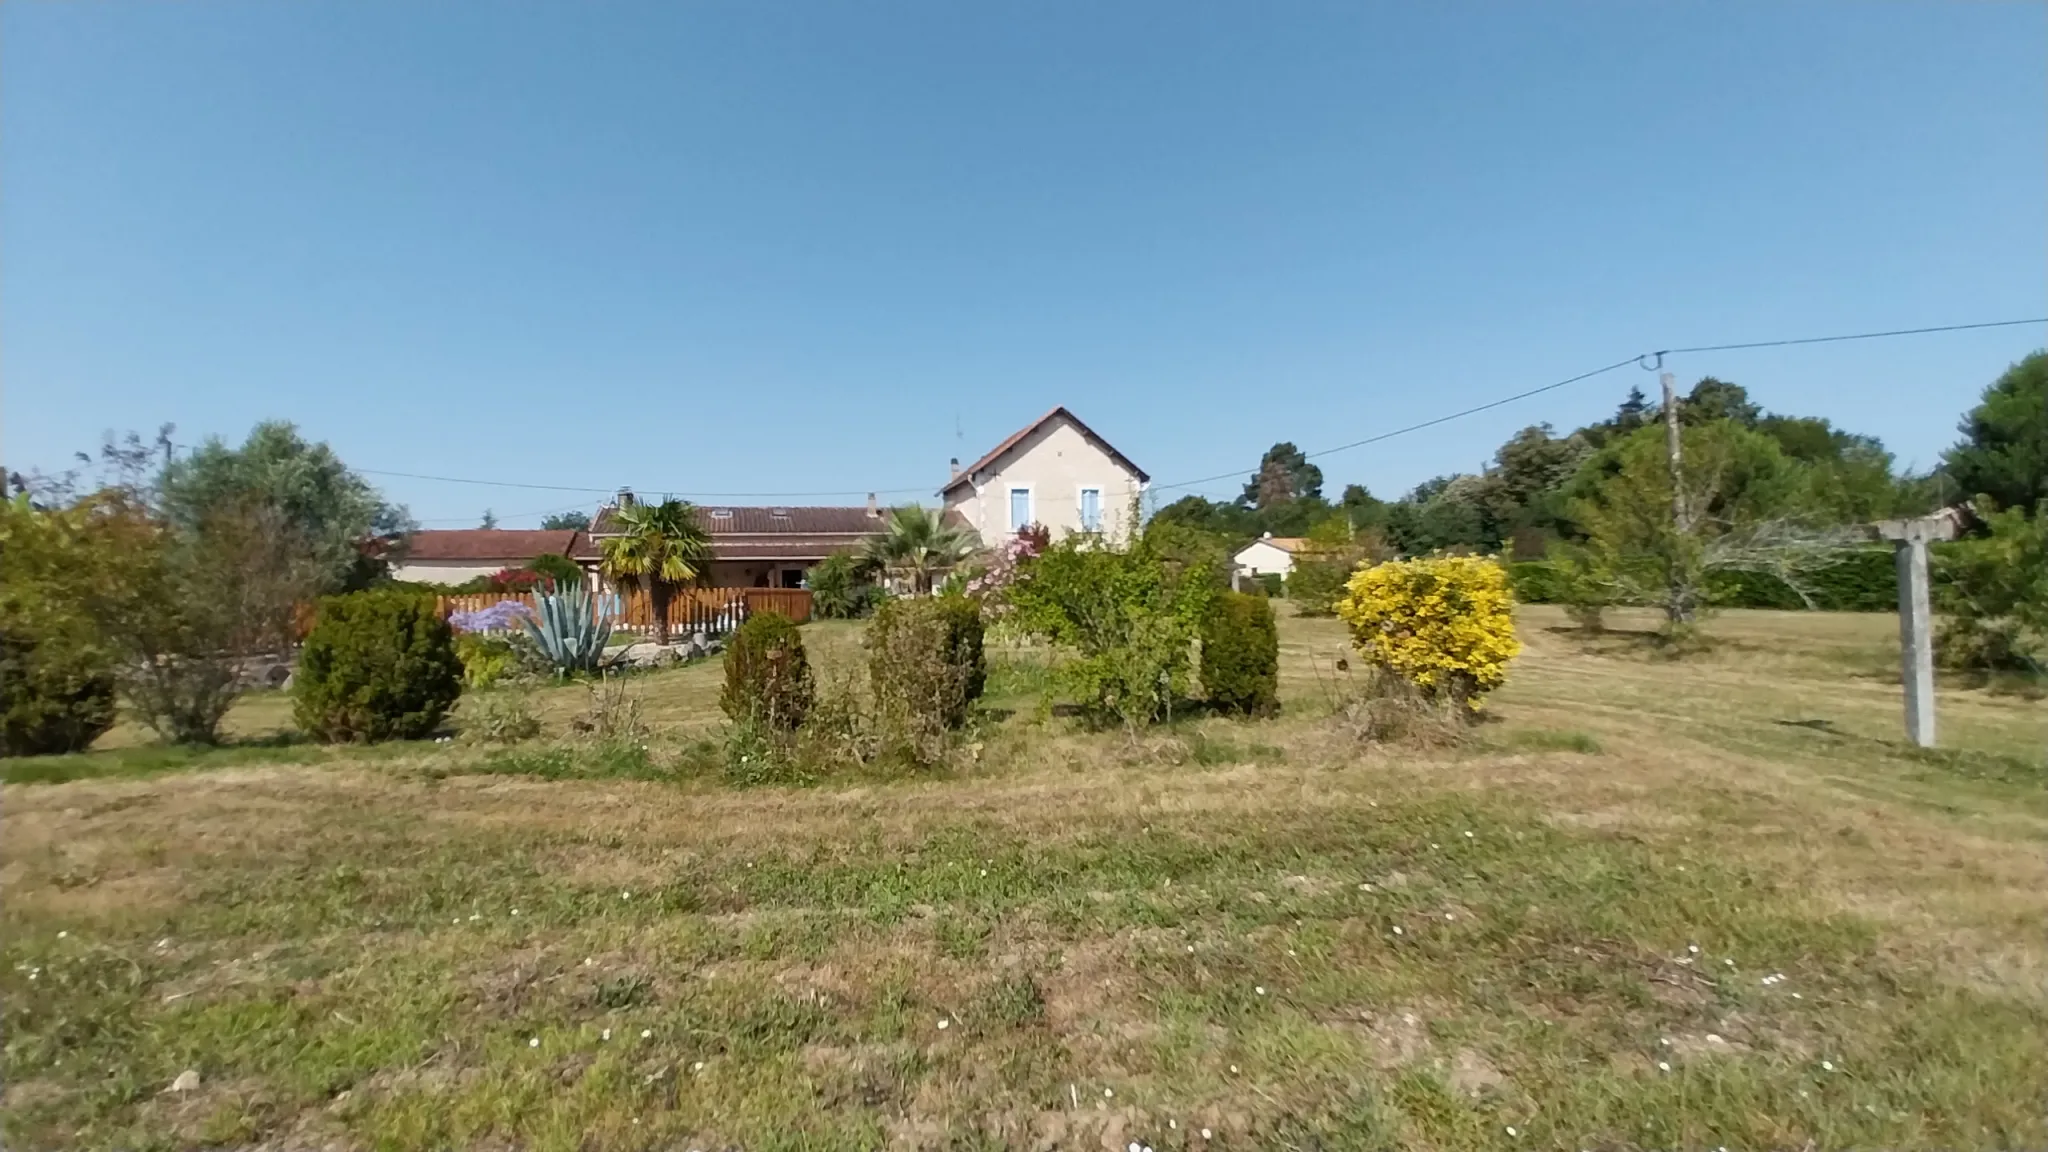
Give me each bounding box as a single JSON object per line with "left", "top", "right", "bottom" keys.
{"left": 6, "top": 609, "right": 2048, "bottom": 1150}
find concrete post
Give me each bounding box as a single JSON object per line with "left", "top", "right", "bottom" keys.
{"left": 1875, "top": 513, "right": 1959, "bottom": 747}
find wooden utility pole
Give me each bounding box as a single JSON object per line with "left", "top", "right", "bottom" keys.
{"left": 1660, "top": 371, "right": 1695, "bottom": 624}
{"left": 1661, "top": 372, "right": 1686, "bottom": 532}
{"left": 1875, "top": 512, "right": 1959, "bottom": 747}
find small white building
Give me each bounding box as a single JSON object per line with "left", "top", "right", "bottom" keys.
{"left": 1232, "top": 533, "right": 1309, "bottom": 579}
{"left": 940, "top": 407, "right": 1148, "bottom": 545}
{"left": 392, "top": 528, "right": 587, "bottom": 585}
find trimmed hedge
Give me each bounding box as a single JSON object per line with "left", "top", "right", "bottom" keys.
{"left": 1201, "top": 590, "right": 1280, "bottom": 717}
{"left": 294, "top": 589, "right": 464, "bottom": 743}
{"left": 721, "top": 611, "right": 813, "bottom": 730}
{"left": 1511, "top": 549, "right": 1902, "bottom": 612}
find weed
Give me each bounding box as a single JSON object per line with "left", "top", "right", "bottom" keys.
{"left": 459, "top": 689, "right": 542, "bottom": 744}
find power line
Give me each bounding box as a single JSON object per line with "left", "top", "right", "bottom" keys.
{"left": 1653, "top": 316, "right": 2045, "bottom": 358}
{"left": 344, "top": 466, "right": 934, "bottom": 501}
{"left": 1151, "top": 357, "right": 1641, "bottom": 493}
{"left": 1152, "top": 315, "right": 2047, "bottom": 495}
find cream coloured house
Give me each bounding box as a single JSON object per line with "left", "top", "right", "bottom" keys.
{"left": 940, "top": 407, "right": 1148, "bottom": 545}
{"left": 1232, "top": 533, "right": 1308, "bottom": 579}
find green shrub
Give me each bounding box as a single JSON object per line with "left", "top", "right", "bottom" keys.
{"left": 1200, "top": 591, "right": 1279, "bottom": 717}
{"left": 1506, "top": 561, "right": 1568, "bottom": 604}
{"left": 720, "top": 611, "right": 813, "bottom": 729}
{"left": 294, "top": 590, "right": 464, "bottom": 743}
{"left": 1935, "top": 504, "right": 2047, "bottom": 673}
{"left": 460, "top": 690, "right": 542, "bottom": 744}
{"left": 1007, "top": 534, "right": 1215, "bottom": 728}
{"left": 808, "top": 552, "right": 882, "bottom": 620}
{"left": 868, "top": 597, "right": 985, "bottom": 764}
{"left": 935, "top": 595, "right": 987, "bottom": 708}
{"left": 1254, "top": 572, "right": 1284, "bottom": 597}
{"left": 0, "top": 632, "right": 118, "bottom": 757}
{"left": 454, "top": 633, "right": 521, "bottom": 688}
{"left": 528, "top": 552, "right": 584, "bottom": 589}
{"left": 1284, "top": 557, "right": 1355, "bottom": 617}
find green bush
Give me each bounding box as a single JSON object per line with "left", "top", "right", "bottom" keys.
{"left": 1284, "top": 557, "right": 1355, "bottom": 617}
{"left": 294, "top": 590, "right": 464, "bottom": 743}
{"left": 1254, "top": 572, "right": 1284, "bottom": 597}
{"left": 0, "top": 632, "right": 118, "bottom": 757}
{"left": 935, "top": 594, "right": 987, "bottom": 709}
{"left": 808, "top": 552, "right": 882, "bottom": 620}
{"left": 1200, "top": 591, "right": 1279, "bottom": 717}
{"left": 720, "top": 611, "right": 813, "bottom": 730}
{"left": 460, "top": 690, "right": 542, "bottom": 743}
{"left": 455, "top": 633, "right": 521, "bottom": 688}
{"left": 528, "top": 552, "right": 584, "bottom": 589}
{"left": 1935, "top": 504, "right": 2047, "bottom": 673}
{"left": 867, "top": 597, "right": 986, "bottom": 763}
{"left": 1506, "top": 561, "right": 1569, "bottom": 604}
{"left": 1007, "top": 534, "right": 1215, "bottom": 728}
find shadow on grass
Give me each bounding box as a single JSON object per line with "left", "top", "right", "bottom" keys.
{"left": 1488, "top": 727, "right": 1603, "bottom": 755}
{"left": 3, "top": 731, "right": 376, "bottom": 786}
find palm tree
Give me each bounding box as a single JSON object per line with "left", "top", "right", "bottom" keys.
{"left": 599, "top": 499, "right": 712, "bottom": 644}
{"left": 861, "top": 505, "right": 979, "bottom": 595}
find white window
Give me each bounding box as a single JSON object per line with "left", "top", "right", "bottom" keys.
{"left": 1079, "top": 487, "right": 1102, "bottom": 532}
{"left": 1009, "top": 487, "right": 1031, "bottom": 531}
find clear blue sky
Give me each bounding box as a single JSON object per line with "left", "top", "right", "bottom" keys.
{"left": 5, "top": 1, "right": 2043, "bottom": 526}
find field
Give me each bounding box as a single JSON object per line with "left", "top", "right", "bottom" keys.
{"left": 5, "top": 607, "right": 2046, "bottom": 1151}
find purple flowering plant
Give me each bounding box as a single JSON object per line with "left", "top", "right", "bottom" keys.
{"left": 450, "top": 599, "right": 534, "bottom": 634}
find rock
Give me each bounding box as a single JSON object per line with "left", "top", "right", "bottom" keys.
{"left": 620, "top": 644, "right": 680, "bottom": 669}
{"left": 167, "top": 1068, "right": 201, "bottom": 1094}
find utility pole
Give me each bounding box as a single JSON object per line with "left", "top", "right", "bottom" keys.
{"left": 1660, "top": 371, "right": 1693, "bottom": 624}
{"left": 1875, "top": 512, "right": 1959, "bottom": 747}
{"left": 1661, "top": 372, "right": 1685, "bottom": 532}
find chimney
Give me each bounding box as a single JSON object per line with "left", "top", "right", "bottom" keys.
{"left": 949, "top": 457, "right": 961, "bottom": 479}
{"left": 866, "top": 492, "right": 880, "bottom": 517}
{"left": 615, "top": 487, "right": 636, "bottom": 508}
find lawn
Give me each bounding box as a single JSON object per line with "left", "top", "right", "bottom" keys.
{"left": 5, "top": 607, "right": 2047, "bottom": 1150}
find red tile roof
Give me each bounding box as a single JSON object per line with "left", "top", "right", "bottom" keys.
{"left": 403, "top": 529, "right": 585, "bottom": 563}
{"left": 939, "top": 406, "right": 1148, "bottom": 496}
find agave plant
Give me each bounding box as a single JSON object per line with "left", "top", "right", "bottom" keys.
{"left": 520, "top": 581, "right": 615, "bottom": 675}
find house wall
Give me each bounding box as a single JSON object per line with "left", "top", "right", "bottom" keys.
{"left": 944, "top": 416, "right": 1145, "bottom": 546}
{"left": 391, "top": 560, "right": 519, "bottom": 585}
{"left": 706, "top": 561, "right": 814, "bottom": 589}
{"left": 1233, "top": 540, "right": 1295, "bottom": 578}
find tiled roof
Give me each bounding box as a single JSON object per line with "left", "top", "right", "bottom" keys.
{"left": 589, "top": 504, "right": 887, "bottom": 537}
{"left": 403, "top": 529, "right": 585, "bottom": 563}
{"left": 576, "top": 503, "right": 923, "bottom": 563}
{"left": 939, "top": 406, "right": 1149, "bottom": 495}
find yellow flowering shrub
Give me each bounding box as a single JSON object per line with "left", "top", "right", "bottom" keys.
{"left": 1335, "top": 555, "right": 1521, "bottom": 709}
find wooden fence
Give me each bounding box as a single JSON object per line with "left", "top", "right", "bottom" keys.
{"left": 439, "top": 587, "right": 811, "bottom": 635}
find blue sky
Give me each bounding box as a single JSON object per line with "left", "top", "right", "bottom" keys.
{"left": 5, "top": 1, "right": 2043, "bottom": 526}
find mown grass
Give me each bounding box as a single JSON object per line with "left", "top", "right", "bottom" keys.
{"left": 5, "top": 607, "right": 2048, "bottom": 1150}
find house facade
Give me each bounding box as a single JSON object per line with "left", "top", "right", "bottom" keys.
{"left": 1232, "top": 534, "right": 1308, "bottom": 579}
{"left": 579, "top": 495, "right": 890, "bottom": 589}
{"left": 392, "top": 528, "right": 586, "bottom": 585}
{"left": 940, "top": 407, "right": 1148, "bottom": 546}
